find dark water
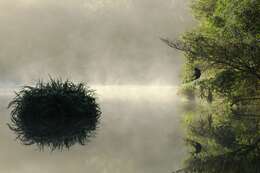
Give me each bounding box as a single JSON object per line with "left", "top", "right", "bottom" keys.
{"left": 0, "top": 86, "right": 186, "bottom": 173}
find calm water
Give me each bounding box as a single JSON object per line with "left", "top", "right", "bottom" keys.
{"left": 0, "top": 0, "right": 194, "bottom": 172}
{"left": 0, "top": 85, "right": 186, "bottom": 173}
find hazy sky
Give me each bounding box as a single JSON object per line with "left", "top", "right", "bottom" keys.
{"left": 0, "top": 0, "right": 194, "bottom": 86}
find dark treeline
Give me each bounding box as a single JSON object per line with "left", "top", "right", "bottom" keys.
{"left": 164, "top": 0, "right": 260, "bottom": 172}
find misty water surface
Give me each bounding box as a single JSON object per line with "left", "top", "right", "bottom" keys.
{"left": 0, "top": 86, "right": 186, "bottom": 173}
{"left": 0, "top": 0, "right": 194, "bottom": 172}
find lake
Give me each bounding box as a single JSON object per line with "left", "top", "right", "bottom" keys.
{"left": 0, "top": 85, "right": 186, "bottom": 173}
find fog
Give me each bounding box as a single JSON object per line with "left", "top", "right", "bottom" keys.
{"left": 0, "top": 0, "right": 194, "bottom": 172}
{"left": 0, "top": 0, "right": 194, "bottom": 86}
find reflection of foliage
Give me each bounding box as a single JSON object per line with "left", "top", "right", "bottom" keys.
{"left": 178, "top": 85, "right": 196, "bottom": 101}
{"left": 166, "top": 0, "right": 260, "bottom": 172}
{"left": 8, "top": 78, "right": 101, "bottom": 151}
{"left": 185, "top": 139, "right": 260, "bottom": 173}
{"left": 213, "top": 124, "right": 236, "bottom": 148}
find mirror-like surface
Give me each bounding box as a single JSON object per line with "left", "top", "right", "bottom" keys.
{"left": 0, "top": 86, "right": 185, "bottom": 173}
{"left": 0, "top": 0, "right": 194, "bottom": 172}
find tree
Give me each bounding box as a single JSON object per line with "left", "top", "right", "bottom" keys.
{"left": 165, "top": 0, "right": 260, "bottom": 172}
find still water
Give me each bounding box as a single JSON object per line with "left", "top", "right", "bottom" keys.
{"left": 0, "top": 85, "right": 186, "bottom": 173}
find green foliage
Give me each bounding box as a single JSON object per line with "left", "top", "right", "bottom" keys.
{"left": 8, "top": 78, "right": 101, "bottom": 151}
{"left": 191, "top": 0, "right": 217, "bottom": 19}
{"left": 167, "top": 0, "right": 260, "bottom": 172}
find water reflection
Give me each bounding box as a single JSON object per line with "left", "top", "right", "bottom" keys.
{"left": 0, "top": 86, "right": 185, "bottom": 173}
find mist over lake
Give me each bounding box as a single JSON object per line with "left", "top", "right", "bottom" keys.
{"left": 0, "top": 0, "right": 194, "bottom": 85}
{"left": 0, "top": 86, "right": 186, "bottom": 173}
{"left": 0, "top": 0, "right": 194, "bottom": 172}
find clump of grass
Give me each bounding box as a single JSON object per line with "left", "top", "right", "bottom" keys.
{"left": 8, "top": 78, "right": 101, "bottom": 151}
